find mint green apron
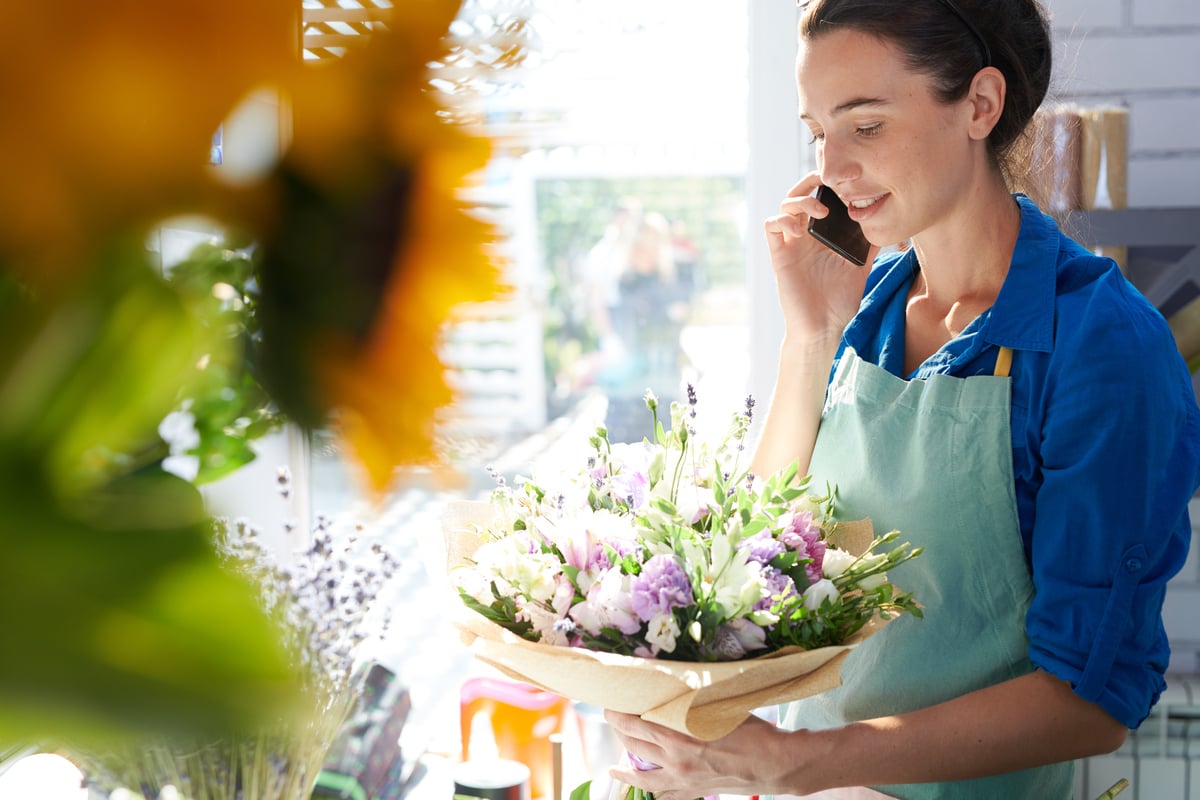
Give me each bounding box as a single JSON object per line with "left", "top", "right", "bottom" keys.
{"left": 780, "top": 347, "right": 1074, "bottom": 799}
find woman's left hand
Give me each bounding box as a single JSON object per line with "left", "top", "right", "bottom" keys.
{"left": 604, "top": 710, "right": 790, "bottom": 800}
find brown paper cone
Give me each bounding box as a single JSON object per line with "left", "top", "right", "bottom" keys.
{"left": 1027, "top": 105, "right": 1082, "bottom": 214}
{"left": 444, "top": 501, "right": 895, "bottom": 741}
{"left": 1080, "top": 107, "right": 1129, "bottom": 211}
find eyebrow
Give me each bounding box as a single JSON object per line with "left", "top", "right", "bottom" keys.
{"left": 799, "top": 97, "right": 889, "bottom": 121}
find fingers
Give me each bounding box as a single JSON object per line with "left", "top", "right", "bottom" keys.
{"left": 765, "top": 172, "right": 830, "bottom": 244}
{"left": 604, "top": 714, "right": 643, "bottom": 738}
{"left": 764, "top": 211, "right": 808, "bottom": 240}
{"left": 785, "top": 171, "right": 825, "bottom": 199}
{"left": 604, "top": 710, "right": 668, "bottom": 766}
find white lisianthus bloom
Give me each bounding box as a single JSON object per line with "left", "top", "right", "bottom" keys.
{"left": 856, "top": 553, "right": 891, "bottom": 591}
{"left": 790, "top": 493, "right": 826, "bottom": 518}
{"left": 470, "top": 537, "right": 559, "bottom": 605}
{"left": 451, "top": 565, "right": 492, "bottom": 606}
{"left": 674, "top": 482, "right": 718, "bottom": 525}
{"left": 645, "top": 612, "right": 681, "bottom": 654}
{"left": 803, "top": 578, "right": 839, "bottom": 611}
{"left": 821, "top": 547, "right": 858, "bottom": 579}
{"left": 859, "top": 572, "right": 888, "bottom": 591}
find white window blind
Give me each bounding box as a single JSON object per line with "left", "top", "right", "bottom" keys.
{"left": 302, "top": 1, "right": 393, "bottom": 60}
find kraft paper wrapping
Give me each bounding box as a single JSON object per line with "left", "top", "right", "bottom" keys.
{"left": 443, "top": 500, "right": 889, "bottom": 742}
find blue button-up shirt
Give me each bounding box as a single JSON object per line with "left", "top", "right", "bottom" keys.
{"left": 834, "top": 194, "right": 1200, "bottom": 728}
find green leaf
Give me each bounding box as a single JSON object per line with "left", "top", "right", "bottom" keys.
{"left": 0, "top": 245, "right": 216, "bottom": 494}
{"left": 0, "top": 468, "right": 302, "bottom": 745}
{"left": 649, "top": 496, "right": 677, "bottom": 516}
{"left": 569, "top": 780, "right": 593, "bottom": 800}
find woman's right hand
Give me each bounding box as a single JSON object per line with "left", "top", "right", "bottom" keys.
{"left": 763, "top": 172, "right": 876, "bottom": 343}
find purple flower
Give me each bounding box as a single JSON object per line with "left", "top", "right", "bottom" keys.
{"left": 630, "top": 555, "right": 694, "bottom": 622}
{"left": 604, "top": 536, "right": 640, "bottom": 564}
{"left": 741, "top": 530, "right": 785, "bottom": 565}
{"left": 780, "top": 511, "right": 825, "bottom": 586}
{"left": 708, "top": 619, "right": 767, "bottom": 660}
{"left": 755, "top": 566, "right": 797, "bottom": 612}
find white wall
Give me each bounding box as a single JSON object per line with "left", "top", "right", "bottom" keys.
{"left": 745, "top": 3, "right": 807, "bottom": 429}
{"left": 1048, "top": 0, "right": 1200, "bottom": 207}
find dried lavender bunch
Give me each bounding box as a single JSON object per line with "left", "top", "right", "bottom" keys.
{"left": 75, "top": 513, "right": 399, "bottom": 800}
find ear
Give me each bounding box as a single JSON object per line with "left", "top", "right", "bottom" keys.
{"left": 966, "top": 67, "right": 1007, "bottom": 141}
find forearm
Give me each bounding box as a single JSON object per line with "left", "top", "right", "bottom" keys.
{"left": 781, "top": 670, "right": 1128, "bottom": 793}
{"left": 750, "top": 334, "right": 841, "bottom": 478}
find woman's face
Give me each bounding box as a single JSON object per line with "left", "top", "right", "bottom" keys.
{"left": 796, "top": 28, "right": 976, "bottom": 247}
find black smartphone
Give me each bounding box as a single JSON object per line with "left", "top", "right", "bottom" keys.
{"left": 807, "top": 184, "right": 871, "bottom": 266}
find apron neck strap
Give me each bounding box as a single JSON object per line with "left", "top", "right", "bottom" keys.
{"left": 994, "top": 346, "right": 1013, "bottom": 378}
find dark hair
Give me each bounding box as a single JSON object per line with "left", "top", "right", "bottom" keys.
{"left": 800, "top": 0, "right": 1052, "bottom": 184}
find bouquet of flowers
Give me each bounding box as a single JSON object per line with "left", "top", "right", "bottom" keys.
{"left": 446, "top": 388, "right": 922, "bottom": 741}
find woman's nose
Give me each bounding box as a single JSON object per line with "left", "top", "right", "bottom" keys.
{"left": 817, "top": 138, "right": 859, "bottom": 188}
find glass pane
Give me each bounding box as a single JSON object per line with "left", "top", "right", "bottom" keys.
{"left": 298, "top": 4, "right": 753, "bottom": 794}
{"left": 491, "top": 0, "right": 752, "bottom": 447}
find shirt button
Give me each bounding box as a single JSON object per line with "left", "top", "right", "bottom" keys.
{"left": 1124, "top": 557, "right": 1143, "bottom": 573}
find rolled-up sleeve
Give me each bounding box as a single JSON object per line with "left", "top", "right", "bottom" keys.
{"left": 1024, "top": 275, "right": 1200, "bottom": 729}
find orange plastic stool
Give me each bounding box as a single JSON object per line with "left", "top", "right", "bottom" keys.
{"left": 460, "top": 677, "right": 571, "bottom": 799}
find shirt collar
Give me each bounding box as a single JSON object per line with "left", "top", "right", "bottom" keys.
{"left": 978, "top": 194, "right": 1058, "bottom": 353}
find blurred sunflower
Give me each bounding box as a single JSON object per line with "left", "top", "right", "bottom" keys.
{"left": 0, "top": 0, "right": 511, "bottom": 745}
{"left": 254, "top": 0, "right": 505, "bottom": 493}
{"left": 0, "top": 0, "right": 297, "bottom": 281}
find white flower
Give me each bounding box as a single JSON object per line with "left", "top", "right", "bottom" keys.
{"left": 674, "top": 482, "right": 717, "bottom": 525}
{"left": 859, "top": 572, "right": 888, "bottom": 591}
{"left": 158, "top": 408, "right": 200, "bottom": 452}
{"left": 839, "top": 552, "right": 888, "bottom": 590}
{"left": 691, "top": 533, "right": 764, "bottom": 618}
{"left": 467, "top": 537, "right": 559, "bottom": 605}
{"left": 524, "top": 579, "right": 577, "bottom": 646}
{"left": 644, "top": 612, "right": 681, "bottom": 654}
{"left": 821, "top": 547, "right": 858, "bottom": 579}
{"left": 610, "top": 440, "right": 655, "bottom": 476}
{"left": 158, "top": 408, "right": 200, "bottom": 481}
{"left": 803, "top": 578, "right": 839, "bottom": 611}
{"left": 570, "top": 568, "right": 641, "bottom": 636}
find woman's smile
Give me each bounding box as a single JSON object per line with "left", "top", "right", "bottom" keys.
{"left": 846, "top": 192, "right": 889, "bottom": 222}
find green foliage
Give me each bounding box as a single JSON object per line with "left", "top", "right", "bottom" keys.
{"left": 166, "top": 240, "right": 282, "bottom": 484}
{"left": 0, "top": 245, "right": 301, "bottom": 746}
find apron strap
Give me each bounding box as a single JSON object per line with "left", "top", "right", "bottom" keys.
{"left": 994, "top": 346, "right": 1013, "bottom": 378}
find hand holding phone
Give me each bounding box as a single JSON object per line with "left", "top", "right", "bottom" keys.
{"left": 807, "top": 185, "right": 871, "bottom": 266}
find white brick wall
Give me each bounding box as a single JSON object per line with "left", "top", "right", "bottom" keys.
{"left": 1164, "top": 499, "right": 1200, "bottom": 673}
{"left": 1047, "top": 0, "right": 1200, "bottom": 208}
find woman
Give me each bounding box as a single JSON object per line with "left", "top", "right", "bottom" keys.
{"left": 605, "top": 0, "right": 1200, "bottom": 797}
